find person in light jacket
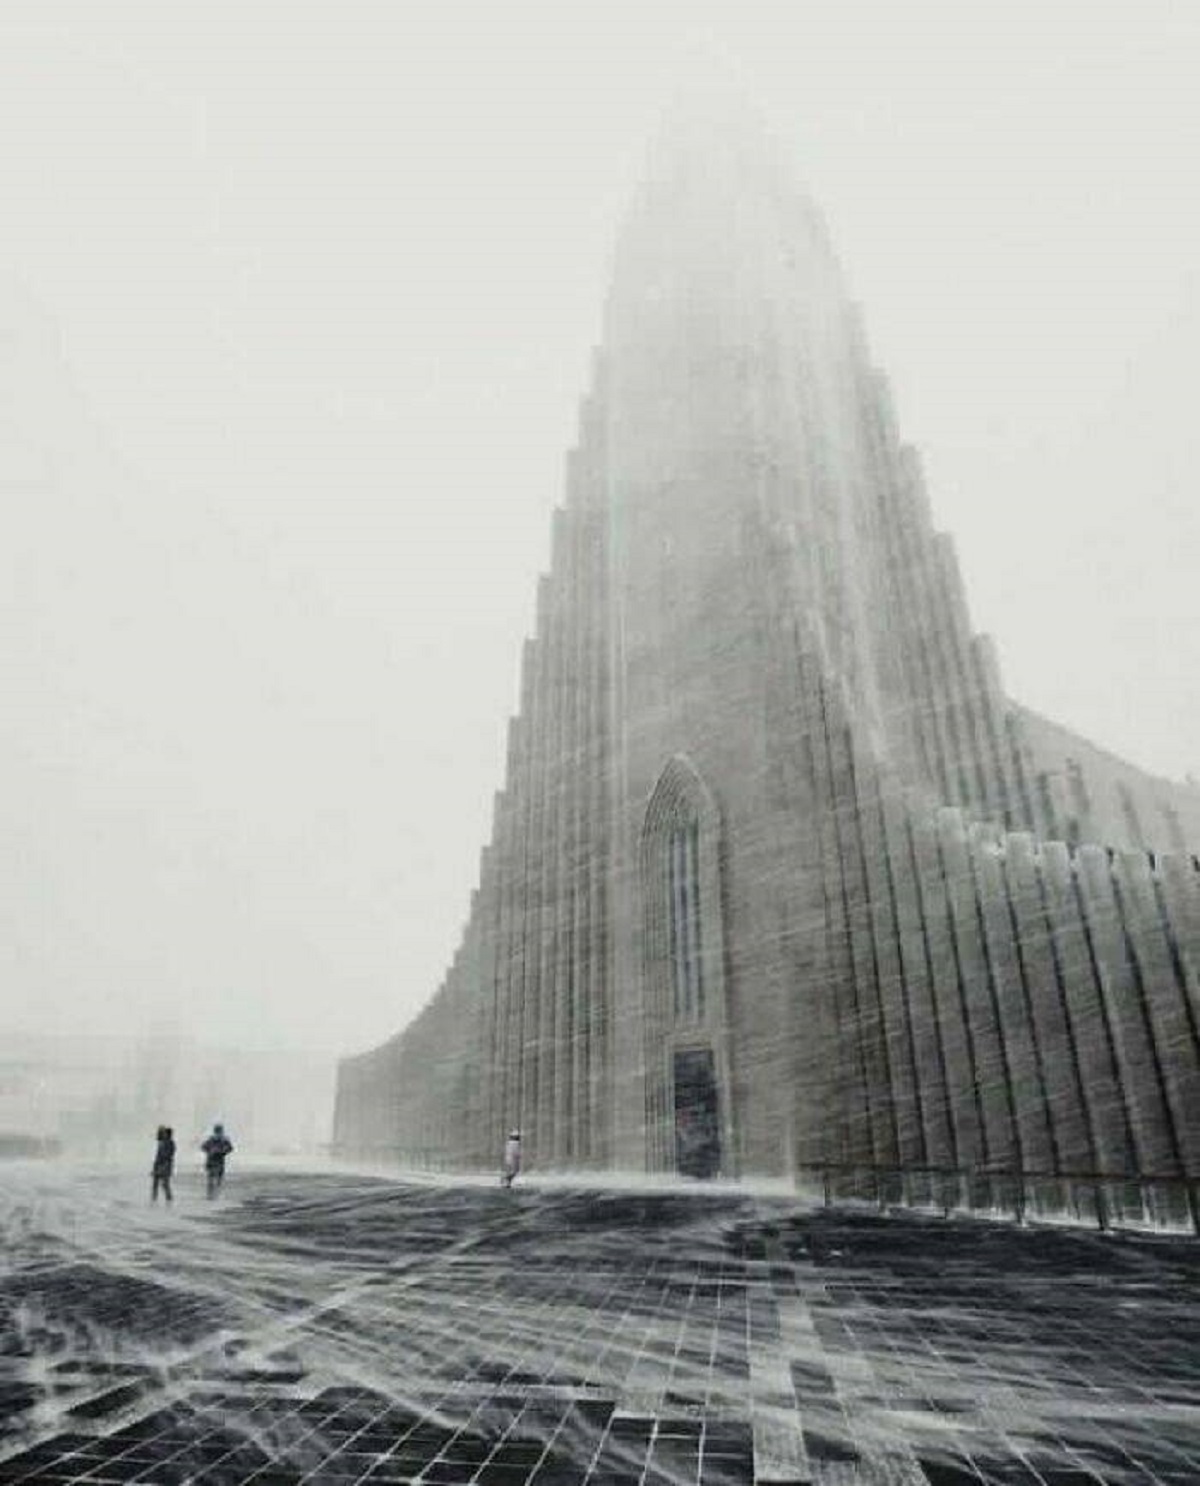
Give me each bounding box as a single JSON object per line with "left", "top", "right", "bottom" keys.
{"left": 501, "top": 1130, "right": 522, "bottom": 1188}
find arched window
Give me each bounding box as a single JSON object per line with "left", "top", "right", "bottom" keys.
{"left": 668, "top": 819, "right": 704, "bottom": 1021}
{"left": 639, "top": 755, "right": 733, "bottom": 1176}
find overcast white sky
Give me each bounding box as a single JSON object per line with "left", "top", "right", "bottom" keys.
{"left": 2, "top": 1, "right": 1197, "bottom": 1060}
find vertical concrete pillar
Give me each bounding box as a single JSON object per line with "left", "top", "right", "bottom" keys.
{"left": 564, "top": 498, "right": 589, "bottom": 1167}
{"left": 1004, "top": 834, "right": 1090, "bottom": 1173}
{"left": 526, "top": 579, "right": 554, "bottom": 1167}
{"left": 489, "top": 837, "right": 508, "bottom": 1159}
{"left": 893, "top": 453, "right": 955, "bottom": 803}
{"left": 858, "top": 772, "right": 923, "bottom": 1173}
{"left": 909, "top": 809, "right": 981, "bottom": 1169}
{"left": 1158, "top": 854, "right": 1200, "bottom": 1027}
{"left": 931, "top": 537, "right": 990, "bottom": 818}
{"left": 587, "top": 504, "right": 612, "bottom": 1167}
{"left": 843, "top": 738, "right": 901, "bottom": 1170}
{"left": 1039, "top": 842, "right": 1134, "bottom": 1176}
{"left": 808, "top": 663, "right": 876, "bottom": 1173}
{"left": 1075, "top": 845, "right": 1175, "bottom": 1175}
{"left": 880, "top": 787, "right": 949, "bottom": 1172}
{"left": 536, "top": 553, "right": 561, "bottom": 1166}
{"left": 551, "top": 510, "right": 577, "bottom": 1167}
{"left": 495, "top": 790, "right": 518, "bottom": 1154}
{"left": 938, "top": 808, "right": 1015, "bottom": 1177}
{"left": 508, "top": 659, "right": 537, "bottom": 1152}
{"left": 906, "top": 483, "right": 971, "bottom": 812}
{"left": 972, "top": 831, "right": 1053, "bottom": 1179}
{"left": 1114, "top": 851, "right": 1200, "bottom": 1174}
{"left": 970, "top": 634, "right": 1020, "bottom": 827}
{"left": 498, "top": 732, "right": 524, "bottom": 1151}
{"left": 793, "top": 649, "right": 855, "bottom": 1170}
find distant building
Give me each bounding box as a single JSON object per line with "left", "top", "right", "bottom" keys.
{"left": 334, "top": 103, "right": 1200, "bottom": 1211}
{"left": 0, "top": 1032, "right": 334, "bottom": 1159}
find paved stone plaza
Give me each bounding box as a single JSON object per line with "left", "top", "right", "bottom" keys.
{"left": 1, "top": 1169, "right": 1198, "bottom": 1485}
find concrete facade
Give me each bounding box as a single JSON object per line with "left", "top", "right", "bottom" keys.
{"left": 334, "top": 114, "right": 1200, "bottom": 1207}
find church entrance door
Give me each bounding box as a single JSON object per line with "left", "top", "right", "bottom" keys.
{"left": 673, "top": 1048, "right": 721, "bottom": 1178}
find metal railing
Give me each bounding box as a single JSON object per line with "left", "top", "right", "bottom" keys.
{"left": 795, "top": 1161, "right": 1200, "bottom": 1236}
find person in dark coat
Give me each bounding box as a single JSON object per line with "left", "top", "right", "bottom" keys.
{"left": 201, "top": 1123, "right": 234, "bottom": 1199}
{"left": 151, "top": 1125, "right": 175, "bottom": 1204}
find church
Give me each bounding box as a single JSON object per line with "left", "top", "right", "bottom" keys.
{"left": 334, "top": 104, "right": 1200, "bottom": 1222}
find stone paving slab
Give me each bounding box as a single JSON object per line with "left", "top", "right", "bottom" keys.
{"left": 0, "top": 1169, "right": 1198, "bottom": 1483}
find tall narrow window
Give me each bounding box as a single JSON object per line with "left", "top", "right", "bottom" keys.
{"left": 668, "top": 821, "right": 703, "bottom": 1020}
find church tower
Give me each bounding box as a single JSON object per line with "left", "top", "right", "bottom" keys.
{"left": 335, "top": 100, "right": 1200, "bottom": 1221}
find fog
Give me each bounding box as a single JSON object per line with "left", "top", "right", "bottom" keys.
{"left": 2, "top": 1, "right": 1198, "bottom": 1093}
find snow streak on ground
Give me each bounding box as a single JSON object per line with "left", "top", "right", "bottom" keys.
{"left": 1, "top": 1165, "right": 1198, "bottom": 1484}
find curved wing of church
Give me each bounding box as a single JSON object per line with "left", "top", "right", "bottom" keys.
{"left": 334, "top": 103, "right": 1200, "bottom": 1218}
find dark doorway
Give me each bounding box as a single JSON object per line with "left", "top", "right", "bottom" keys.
{"left": 673, "top": 1048, "right": 720, "bottom": 1178}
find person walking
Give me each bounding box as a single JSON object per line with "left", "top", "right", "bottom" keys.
{"left": 151, "top": 1125, "right": 175, "bottom": 1204}
{"left": 201, "top": 1123, "right": 234, "bottom": 1199}
{"left": 501, "top": 1129, "right": 522, "bottom": 1188}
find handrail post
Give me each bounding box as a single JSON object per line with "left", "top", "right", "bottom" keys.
{"left": 1093, "top": 1177, "right": 1109, "bottom": 1233}
{"left": 791, "top": 1162, "right": 1200, "bottom": 1235}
